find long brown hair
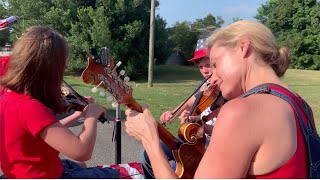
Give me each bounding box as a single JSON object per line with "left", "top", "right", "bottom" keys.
{"left": 0, "top": 26, "right": 69, "bottom": 113}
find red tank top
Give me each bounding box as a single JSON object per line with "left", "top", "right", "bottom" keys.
{"left": 246, "top": 85, "right": 309, "bottom": 178}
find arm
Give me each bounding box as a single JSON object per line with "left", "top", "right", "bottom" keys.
{"left": 160, "top": 95, "right": 197, "bottom": 123}
{"left": 59, "top": 96, "right": 94, "bottom": 127}
{"left": 194, "top": 99, "right": 260, "bottom": 178}
{"left": 144, "top": 141, "right": 178, "bottom": 179}
{"left": 125, "top": 106, "right": 178, "bottom": 179}
{"left": 59, "top": 111, "right": 82, "bottom": 127}
{"left": 40, "top": 103, "right": 105, "bottom": 162}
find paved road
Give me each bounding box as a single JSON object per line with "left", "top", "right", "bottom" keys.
{"left": 58, "top": 111, "right": 143, "bottom": 167}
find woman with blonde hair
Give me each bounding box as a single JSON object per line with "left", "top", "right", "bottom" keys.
{"left": 124, "top": 20, "right": 315, "bottom": 178}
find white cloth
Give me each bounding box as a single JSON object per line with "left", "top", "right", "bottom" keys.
{"left": 201, "top": 106, "right": 217, "bottom": 127}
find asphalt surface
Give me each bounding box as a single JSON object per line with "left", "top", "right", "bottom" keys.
{"left": 57, "top": 111, "right": 143, "bottom": 167}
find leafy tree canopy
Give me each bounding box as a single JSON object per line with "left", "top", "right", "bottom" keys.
{"left": 255, "top": 0, "right": 320, "bottom": 70}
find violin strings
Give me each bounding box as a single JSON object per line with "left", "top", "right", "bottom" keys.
{"left": 170, "top": 74, "right": 212, "bottom": 119}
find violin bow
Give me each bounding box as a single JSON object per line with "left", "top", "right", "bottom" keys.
{"left": 62, "top": 80, "right": 108, "bottom": 123}
{"left": 169, "top": 74, "right": 212, "bottom": 121}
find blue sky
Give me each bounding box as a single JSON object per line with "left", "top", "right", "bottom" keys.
{"left": 156, "top": 0, "right": 268, "bottom": 27}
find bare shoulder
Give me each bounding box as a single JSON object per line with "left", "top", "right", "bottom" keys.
{"left": 215, "top": 93, "right": 292, "bottom": 138}
{"left": 197, "top": 97, "right": 264, "bottom": 178}
{"left": 217, "top": 97, "right": 254, "bottom": 124}
{"left": 213, "top": 95, "right": 273, "bottom": 142}
{"left": 213, "top": 97, "right": 258, "bottom": 137}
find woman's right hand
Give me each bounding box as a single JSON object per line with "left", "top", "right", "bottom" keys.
{"left": 125, "top": 105, "right": 160, "bottom": 147}
{"left": 160, "top": 111, "right": 173, "bottom": 124}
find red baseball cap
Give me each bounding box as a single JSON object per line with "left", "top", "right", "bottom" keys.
{"left": 187, "top": 49, "right": 209, "bottom": 62}
{"left": 187, "top": 38, "right": 209, "bottom": 63}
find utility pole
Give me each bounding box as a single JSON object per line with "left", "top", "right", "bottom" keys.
{"left": 148, "top": 0, "right": 155, "bottom": 87}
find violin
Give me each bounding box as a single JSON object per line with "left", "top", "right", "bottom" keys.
{"left": 168, "top": 75, "right": 224, "bottom": 123}
{"left": 178, "top": 76, "right": 228, "bottom": 136}
{"left": 60, "top": 81, "right": 108, "bottom": 123}
{"left": 162, "top": 76, "right": 226, "bottom": 177}
{"left": 188, "top": 84, "right": 225, "bottom": 121}
{"left": 192, "top": 85, "right": 219, "bottom": 117}
{"left": 176, "top": 84, "right": 223, "bottom": 142}
{"left": 167, "top": 76, "right": 212, "bottom": 122}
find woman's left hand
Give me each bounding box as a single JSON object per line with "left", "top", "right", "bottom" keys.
{"left": 125, "top": 105, "right": 160, "bottom": 147}
{"left": 73, "top": 96, "right": 95, "bottom": 116}
{"left": 179, "top": 110, "right": 201, "bottom": 124}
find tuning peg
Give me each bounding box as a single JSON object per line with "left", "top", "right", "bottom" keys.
{"left": 91, "top": 81, "right": 103, "bottom": 93}
{"left": 107, "top": 96, "right": 113, "bottom": 101}
{"left": 99, "top": 91, "right": 106, "bottom": 97}
{"left": 124, "top": 76, "right": 130, "bottom": 83}
{"left": 91, "top": 87, "right": 98, "bottom": 93}
{"left": 119, "top": 70, "right": 125, "bottom": 76}
{"left": 112, "top": 102, "right": 118, "bottom": 108}
{"left": 116, "top": 61, "right": 122, "bottom": 67}
{"left": 117, "top": 70, "right": 126, "bottom": 79}
{"left": 112, "top": 61, "right": 122, "bottom": 73}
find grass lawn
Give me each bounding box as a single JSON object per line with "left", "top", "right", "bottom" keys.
{"left": 64, "top": 65, "right": 320, "bottom": 133}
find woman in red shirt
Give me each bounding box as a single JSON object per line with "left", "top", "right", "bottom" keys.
{"left": 0, "top": 26, "right": 119, "bottom": 178}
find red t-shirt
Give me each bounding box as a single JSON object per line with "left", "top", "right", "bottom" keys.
{"left": 0, "top": 91, "right": 63, "bottom": 178}
{"left": 0, "top": 56, "right": 9, "bottom": 77}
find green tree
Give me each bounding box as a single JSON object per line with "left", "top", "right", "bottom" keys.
{"left": 232, "top": 17, "right": 242, "bottom": 23}
{"left": 255, "top": 0, "right": 320, "bottom": 70}
{"left": 67, "top": 6, "right": 112, "bottom": 72}
{"left": 167, "top": 14, "right": 225, "bottom": 61}
{"left": 192, "top": 13, "right": 224, "bottom": 30}
{"left": 3, "top": 0, "right": 169, "bottom": 78}
{"left": 67, "top": 0, "right": 167, "bottom": 78}
{"left": 168, "top": 21, "right": 197, "bottom": 60}
{"left": 154, "top": 14, "right": 171, "bottom": 65}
